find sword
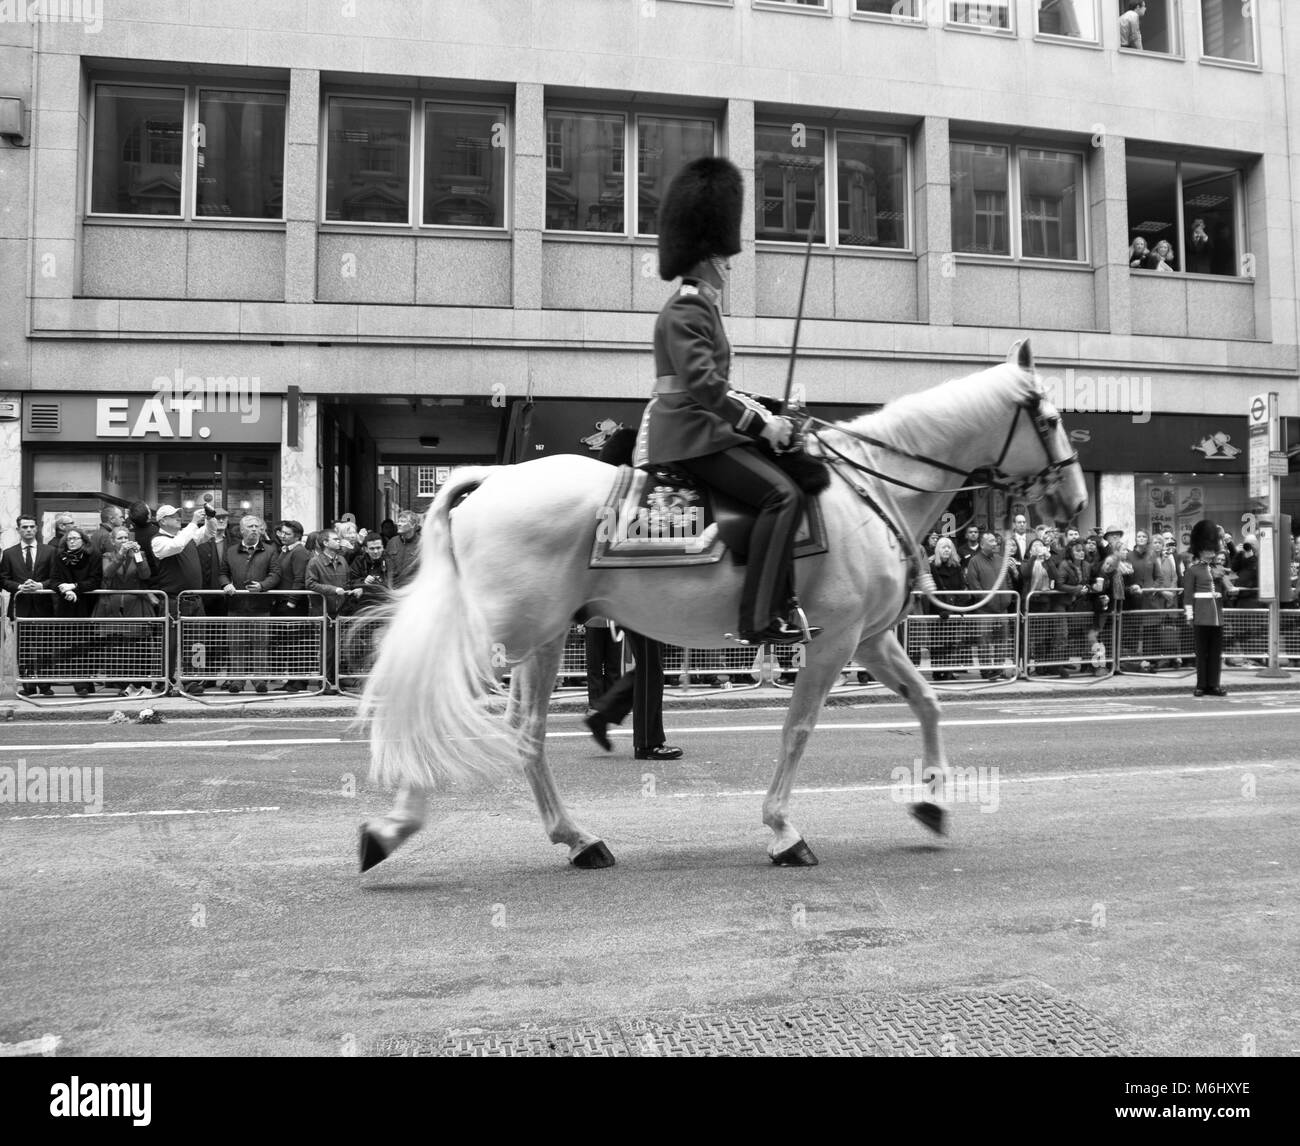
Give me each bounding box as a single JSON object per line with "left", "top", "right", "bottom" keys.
{"left": 782, "top": 161, "right": 822, "bottom": 416}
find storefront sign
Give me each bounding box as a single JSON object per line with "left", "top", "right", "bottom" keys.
{"left": 1062, "top": 412, "right": 1249, "bottom": 473}
{"left": 23, "top": 391, "right": 282, "bottom": 444}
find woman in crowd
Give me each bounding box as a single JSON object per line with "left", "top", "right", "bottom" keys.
{"left": 95, "top": 525, "right": 158, "bottom": 697}
{"left": 925, "top": 536, "right": 966, "bottom": 681}
{"left": 51, "top": 527, "right": 101, "bottom": 696}
{"left": 1023, "top": 538, "right": 1066, "bottom": 676}
{"left": 1152, "top": 239, "right": 1176, "bottom": 272}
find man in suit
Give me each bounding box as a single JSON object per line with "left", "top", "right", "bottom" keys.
{"left": 2, "top": 514, "right": 57, "bottom": 695}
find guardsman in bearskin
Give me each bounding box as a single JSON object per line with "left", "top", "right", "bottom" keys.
{"left": 1182, "top": 518, "right": 1229, "bottom": 697}
{"left": 633, "top": 156, "right": 820, "bottom": 646}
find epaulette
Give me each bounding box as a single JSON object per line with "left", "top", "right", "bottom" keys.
{"left": 679, "top": 283, "right": 699, "bottom": 297}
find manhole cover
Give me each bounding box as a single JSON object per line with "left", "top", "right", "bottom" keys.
{"left": 367, "top": 986, "right": 1131, "bottom": 1057}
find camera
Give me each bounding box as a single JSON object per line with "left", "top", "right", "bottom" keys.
{"left": 203, "top": 505, "right": 216, "bottom": 518}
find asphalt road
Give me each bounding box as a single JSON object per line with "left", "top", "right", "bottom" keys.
{"left": 1, "top": 692, "right": 1296, "bottom": 1058}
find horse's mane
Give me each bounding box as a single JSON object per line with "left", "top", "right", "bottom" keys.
{"left": 827, "top": 360, "right": 1040, "bottom": 458}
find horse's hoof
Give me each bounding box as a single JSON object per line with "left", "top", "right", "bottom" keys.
{"left": 771, "top": 839, "right": 819, "bottom": 867}
{"left": 909, "top": 801, "right": 948, "bottom": 836}
{"left": 570, "top": 840, "right": 616, "bottom": 869}
{"left": 359, "top": 824, "right": 390, "bottom": 873}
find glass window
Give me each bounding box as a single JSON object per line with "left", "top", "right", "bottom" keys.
{"left": 544, "top": 111, "right": 626, "bottom": 233}
{"left": 422, "top": 103, "right": 507, "bottom": 228}
{"left": 756, "top": 122, "right": 826, "bottom": 243}
{"left": 950, "top": 142, "right": 1009, "bottom": 255}
{"left": 91, "top": 85, "right": 186, "bottom": 216}
{"left": 836, "top": 131, "right": 907, "bottom": 249}
{"left": 324, "top": 97, "right": 411, "bottom": 224}
{"left": 195, "top": 90, "right": 286, "bottom": 220}
{"left": 1118, "top": 0, "right": 1180, "bottom": 56}
{"left": 949, "top": 1, "right": 1012, "bottom": 31}
{"left": 758, "top": 0, "right": 827, "bottom": 7}
{"left": 1200, "top": 0, "right": 1256, "bottom": 64}
{"left": 1126, "top": 154, "right": 1242, "bottom": 276}
{"left": 417, "top": 466, "right": 437, "bottom": 497}
{"left": 1019, "top": 149, "right": 1084, "bottom": 260}
{"left": 856, "top": 0, "right": 918, "bottom": 16}
{"left": 636, "top": 117, "right": 716, "bottom": 235}
{"left": 1036, "top": 0, "right": 1099, "bottom": 41}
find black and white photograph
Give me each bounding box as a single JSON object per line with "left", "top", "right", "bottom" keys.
{"left": 0, "top": 0, "right": 1295, "bottom": 1123}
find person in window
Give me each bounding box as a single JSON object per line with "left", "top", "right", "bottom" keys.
{"left": 633, "top": 157, "right": 819, "bottom": 646}
{"left": 1187, "top": 218, "right": 1214, "bottom": 274}
{"left": 1039, "top": 0, "right": 1082, "bottom": 37}
{"left": 1119, "top": 1, "right": 1145, "bottom": 50}
{"left": 1128, "top": 236, "right": 1158, "bottom": 269}
{"left": 1151, "top": 239, "right": 1176, "bottom": 273}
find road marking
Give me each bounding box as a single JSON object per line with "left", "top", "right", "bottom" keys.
{"left": 0, "top": 737, "right": 343, "bottom": 754}
{"left": 1, "top": 805, "right": 281, "bottom": 822}
{"left": 663, "top": 762, "right": 1286, "bottom": 800}
{"left": 0, "top": 1034, "right": 61, "bottom": 1057}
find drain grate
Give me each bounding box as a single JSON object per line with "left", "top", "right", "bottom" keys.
{"left": 368, "top": 986, "right": 1131, "bottom": 1057}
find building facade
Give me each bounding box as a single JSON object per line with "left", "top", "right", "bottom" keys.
{"left": 1, "top": 0, "right": 1298, "bottom": 545}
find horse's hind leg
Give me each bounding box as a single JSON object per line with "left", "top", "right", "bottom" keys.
{"left": 516, "top": 635, "right": 615, "bottom": 869}
{"left": 359, "top": 784, "right": 429, "bottom": 872}
{"left": 855, "top": 629, "right": 952, "bottom": 835}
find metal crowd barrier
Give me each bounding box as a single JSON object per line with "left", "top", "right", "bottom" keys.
{"left": 1114, "top": 590, "right": 1192, "bottom": 674}
{"left": 335, "top": 611, "right": 388, "bottom": 698}
{"left": 903, "top": 590, "right": 1022, "bottom": 689}
{"left": 10, "top": 590, "right": 168, "bottom": 706}
{"left": 1022, "top": 589, "right": 1119, "bottom": 680}
{"left": 175, "top": 590, "right": 327, "bottom": 705}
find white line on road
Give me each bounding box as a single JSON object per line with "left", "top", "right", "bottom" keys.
{"left": 0, "top": 1034, "right": 62, "bottom": 1057}
{"left": 2, "top": 805, "right": 281, "bottom": 822}
{"left": 0, "top": 737, "right": 343, "bottom": 754}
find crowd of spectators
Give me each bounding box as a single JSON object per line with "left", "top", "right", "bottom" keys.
{"left": 1, "top": 502, "right": 425, "bottom": 698}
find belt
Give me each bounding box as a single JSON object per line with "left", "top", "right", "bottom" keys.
{"left": 653, "top": 374, "right": 687, "bottom": 395}
{"left": 1193, "top": 592, "right": 1222, "bottom": 599}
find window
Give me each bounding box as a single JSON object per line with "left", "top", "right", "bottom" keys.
{"left": 1117, "top": 0, "right": 1180, "bottom": 56}
{"left": 325, "top": 97, "right": 412, "bottom": 224}
{"left": 417, "top": 466, "right": 438, "bottom": 497}
{"left": 91, "top": 83, "right": 287, "bottom": 220}
{"left": 1126, "top": 153, "right": 1244, "bottom": 276}
{"left": 856, "top": 0, "right": 919, "bottom": 17}
{"left": 950, "top": 141, "right": 1085, "bottom": 261}
{"left": 949, "top": 2, "right": 1013, "bottom": 31}
{"left": 1035, "top": 0, "right": 1099, "bottom": 41}
{"left": 422, "top": 102, "right": 508, "bottom": 228}
{"left": 545, "top": 108, "right": 715, "bottom": 235}
{"left": 757, "top": 120, "right": 909, "bottom": 248}
{"left": 757, "top": 0, "right": 827, "bottom": 7}
{"left": 1200, "top": 0, "right": 1257, "bottom": 65}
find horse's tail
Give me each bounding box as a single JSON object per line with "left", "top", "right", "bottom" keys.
{"left": 357, "top": 467, "right": 520, "bottom": 791}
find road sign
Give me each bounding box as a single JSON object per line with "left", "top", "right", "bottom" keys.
{"left": 1247, "top": 392, "right": 1278, "bottom": 502}
{"left": 1269, "top": 451, "right": 1289, "bottom": 476}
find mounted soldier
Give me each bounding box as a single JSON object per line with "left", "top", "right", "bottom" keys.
{"left": 632, "top": 156, "right": 820, "bottom": 646}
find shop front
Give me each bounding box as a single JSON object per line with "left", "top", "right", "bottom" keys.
{"left": 20, "top": 391, "right": 283, "bottom": 537}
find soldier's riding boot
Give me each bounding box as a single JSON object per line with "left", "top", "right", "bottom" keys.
{"left": 739, "top": 519, "right": 821, "bottom": 645}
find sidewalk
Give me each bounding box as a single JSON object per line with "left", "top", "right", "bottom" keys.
{"left": 1, "top": 667, "right": 1295, "bottom": 721}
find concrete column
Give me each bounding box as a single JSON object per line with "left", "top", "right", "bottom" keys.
{"left": 1092, "top": 133, "right": 1129, "bottom": 335}
{"left": 281, "top": 393, "right": 319, "bottom": 529}
{"left": 726, "top": 98, "right": 756, "bottom": 319}
{"left": 0, "top": 397, "right": 22, "bottom": 550}
{"left": 1099, "top": 472, "right": 1136, "bottom": 540}
{"left": 284, "top": 69, "right": 320, "bottom": 304}
{"left": 1246, "top": 152, "right": 1287, "bottom": 346}
{"left": 513, "top": 82, "right": 544, "bottom": 310}
{"left": 915, "top": 116, "right": 952, "bottom": 327}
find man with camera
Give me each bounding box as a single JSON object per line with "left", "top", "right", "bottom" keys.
{"left": 220, "top": 514, "right": 282, "bottom": 693}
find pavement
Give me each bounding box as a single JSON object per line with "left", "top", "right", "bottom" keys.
{"left": 1, "top": 661, "right": 1295, "bottom": 721}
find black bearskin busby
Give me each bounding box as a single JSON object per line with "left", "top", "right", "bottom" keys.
{"left": 657, "top": 157, "right": 743, "bottom": 281}
{"left": 1189, "top": 519, "right": 1219, "bottom": 557}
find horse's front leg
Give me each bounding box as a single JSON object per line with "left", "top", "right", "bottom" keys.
{"left": 515, "top": 637, "right": 615, "bottom": 869}
{"left": 855, "top": 629, "right": 951, "bottom": 836}
{"left": 762, "top": 635, "right": 858, "bottom": 866}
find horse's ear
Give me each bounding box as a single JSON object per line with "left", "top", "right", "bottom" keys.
{"left": 1007, "top": 338, "right": 1034, "bottom": 373}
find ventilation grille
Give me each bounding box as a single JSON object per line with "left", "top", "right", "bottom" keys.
{"left": 26, "top": 402, "right": 61, "bottom": 433}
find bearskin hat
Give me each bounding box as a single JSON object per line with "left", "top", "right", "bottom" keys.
{"left": 1189, "top": 519, "right": 1219, "bottom": 556}
{"left": 657, "top": 157, "right": 743, "bottom": 281}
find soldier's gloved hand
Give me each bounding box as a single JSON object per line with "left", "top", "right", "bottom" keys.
{"left": 1184, "top": 606, "right": 1194, "bottom": 623}
{"left": 760, "top": 416, "right": 794, "bottom": 450}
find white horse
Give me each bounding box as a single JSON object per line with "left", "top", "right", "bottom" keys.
{"left": 357, "top": 340, "right": 1087, "bottom": 871}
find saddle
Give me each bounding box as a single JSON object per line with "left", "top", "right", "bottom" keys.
{"left": 589, "top": 454, "right": 830, "bottom": 569}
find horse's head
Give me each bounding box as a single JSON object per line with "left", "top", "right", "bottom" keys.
{"left": 985, "top": 339, "right": 1088, "bottom": 524}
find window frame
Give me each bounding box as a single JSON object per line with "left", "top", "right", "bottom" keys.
{"left": 193, "top": 86, "right": 290, "bottom": 222}
{"left": 1197, "top": 0, "right": 1261, "bottom": 69}
{"left": 417, "top": 98, "right": 511, "bottom": 232}
{"left": 852, "top": 0, "right": 922, "bottom": 22}
{"left": 752, "top": 0, "right": 830, "bottom": 13}
{"left": 1032, "top": 0, "right": 1102, "bottom": 45}
{"left": 1125, "top": 152, "right": 1248, "bottom": 278}
{"left": 321, "top": 93, "right": 416, "bottom": 229}
{"left": 755, "top": 118, "right": 913, "bottom": 252}
{"left": 543, "top": 104, "right": 720, "bottom": 239}
{"left": 945, "top": 1, "right": 1017, "bottom": 35}
{"left": 950, "top": 138, "right": 1090, "bottom": 265}
{"left": 1116, "top": 0, "right": 1184, "bottom": 59}
{"left": 416, "top": 466, "right": 438, "bottom": 498}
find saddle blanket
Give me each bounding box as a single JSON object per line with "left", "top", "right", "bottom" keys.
{"left": 589, "top": 465, "right": 826, "bottom": 569}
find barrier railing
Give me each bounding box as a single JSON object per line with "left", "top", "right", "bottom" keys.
{"left": 335, "top": 611, "right": 387, "bottom": 698}
{"left": 175, "top": 590, "right": 328, "bottom": 704}
{"left": 10, "top": 590, "right": 168, "bottom": 706}
{"left": 659, "top": 642, "right": 766, "bottom": 694}
{"left": 903, "top": 590, "right": 1022, "bottom": 688}
{"left": 1021, "top": 589, "right": 1120, "bottom": 679}
{"left": 1114, "top": 590, "right": 1192, "bottom": 674}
